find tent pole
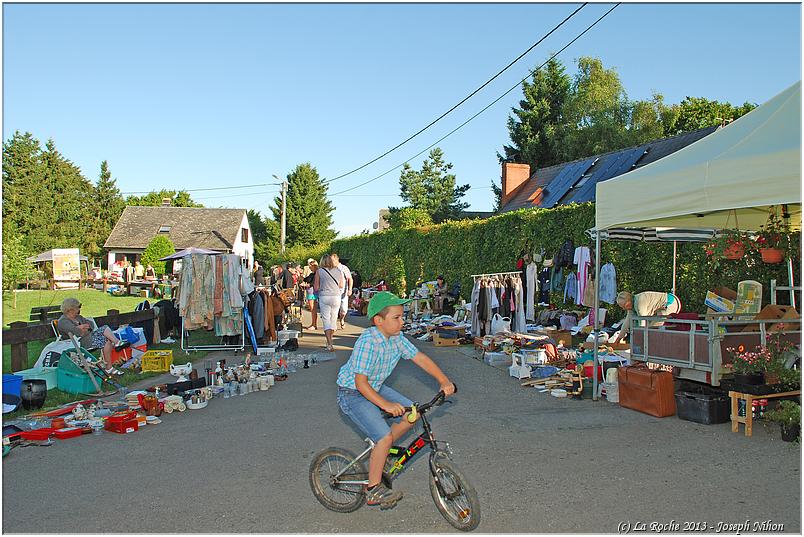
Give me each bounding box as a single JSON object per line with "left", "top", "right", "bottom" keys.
{"left": 593, "top": 231, "right": 601, "bottom": 401}
{"left": 672, "top": 241, "right": 677, "bottom": 295}
{"left": 788, "top": 258, "right": 796, "bottom": 309}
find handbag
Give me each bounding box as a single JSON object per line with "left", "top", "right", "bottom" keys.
{"left": 490, "top": 313, "right": 511, "bottom": 334}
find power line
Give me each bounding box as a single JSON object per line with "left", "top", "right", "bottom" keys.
{"left": 330, "top": 3, "right": 620, "bottom": 197}
{"left": 194, "top": 190, "right": 280, "bottom": 201}
{"left": 121, "top": 182, "right": 280, "bottom": 195}
{"left": 324, "top": 3, "right": 588, "bottom": 184}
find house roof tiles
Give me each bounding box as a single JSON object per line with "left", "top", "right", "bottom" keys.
{"left": 104, "top": 206, "right": 247, "bottom": 250}
{"left": 500, "top": 125, "right": 719, "bottom": 212}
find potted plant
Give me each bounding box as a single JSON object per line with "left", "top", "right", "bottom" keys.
{"left": 765, "top": 400, "right": 801, "bottom": 442}
{"left": 763, "top": 333, "right": 799, "bottom": 387}
{"left": 726, "top": 344, "right": 772, "bottom": 385}
{"left": 754, "top": 206, "right": 792, "bottom": 264}
{"left": 705, "top": 228, "right": 752, "bottom": 268}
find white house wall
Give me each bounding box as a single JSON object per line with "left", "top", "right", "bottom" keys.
{"left": 232, "top": 212, "right": 254, "bottom": 268}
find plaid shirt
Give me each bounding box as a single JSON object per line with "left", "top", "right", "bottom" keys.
{"left": 336, "top": 327, "right": 419, "bottom": 390}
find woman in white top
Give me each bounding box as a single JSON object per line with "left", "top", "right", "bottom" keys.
{"left": 314, "top": 254, "right": 344, "bottom": 351}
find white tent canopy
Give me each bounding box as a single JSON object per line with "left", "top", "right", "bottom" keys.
{"left": 596, "top": 81, "right": 802, "bottom": 231}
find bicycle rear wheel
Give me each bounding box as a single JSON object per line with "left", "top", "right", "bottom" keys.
{"left": 309, "top": 447, "right": 367, "bottom": 513}
{"left": 429, "top": 457, "right": 481, "bottom": 531}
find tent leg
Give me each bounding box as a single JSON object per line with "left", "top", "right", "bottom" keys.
{"left": 672, "top": 241, "right": 677, "bottom": 296}
{"left": 593, "top": 231, "right": 601, "bottom": 401}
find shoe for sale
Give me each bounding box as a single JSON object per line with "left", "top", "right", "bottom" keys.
{"left": 366, "top": 483, "right": 403, "bottom": 509}
{"left": 114, "top": 340, "right": 131, "bottom": 351}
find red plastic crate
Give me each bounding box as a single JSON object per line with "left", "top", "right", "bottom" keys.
{"left": 54, "top": 427, "right": 83, "bottom": 440}
{"left": 104, "top": 419, "right": 138, "bottom": 434}
{"left": 21, "top": 428, "right": 55, "bottom": 441}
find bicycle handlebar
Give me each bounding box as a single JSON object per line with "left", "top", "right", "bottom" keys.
{"left": 380, "top": 383, "right": 458, "bottom": 419}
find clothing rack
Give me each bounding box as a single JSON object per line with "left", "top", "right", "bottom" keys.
{"left": 471, "top": 271, "right": 522, "bottom": 279}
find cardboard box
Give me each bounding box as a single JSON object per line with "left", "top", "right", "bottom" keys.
{"left": 434, "top": 333, "right": 460, "bottom": 347}
{"left": 742, "top": 304, "right": 800, "bottom": 333}
{"left": 704, "top": 290, "right": 736, "bottom": 313}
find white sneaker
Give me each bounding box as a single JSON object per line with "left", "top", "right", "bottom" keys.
{"left": 161, "top": 337, "right": 176, "bottom": 344}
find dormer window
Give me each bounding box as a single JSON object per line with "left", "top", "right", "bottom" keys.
{"left": 158, "top": 225, "right": 171, "bottom": 233}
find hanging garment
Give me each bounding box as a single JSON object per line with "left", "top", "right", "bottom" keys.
{"left": 550, "top": 267, "right": 564, "bottom": 293}
{"left": 599, "top": 263, "right": 617, "bottom": 304}
{"left": 470, "top": 279, "right": 481, "bottom": 336}
{"left": 556, "top": 239, "right": 575, "bottom": 268}
{"left": 512, "top": 277, "right": 526, "bottom": 333}
{"left": 564, "top": 272, "right": 578, "bottom": 303}
{"left": 251, "top": 292, "right": 265, "bottom": 339}
{"left": 581, "top": 272, "right": 596, "bottom": 308}
{"left": 538, "top": 268, "right": 551, "bottom": 304}
{"left": 574, "top": 246, "right": 591, "bottom": 306}
{"left": 526, "top": 262, "right": 539, "bottom": 321}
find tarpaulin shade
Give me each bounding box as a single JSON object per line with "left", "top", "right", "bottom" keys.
{"left": 595, "top": 81, "right": 802, "bottom": 232}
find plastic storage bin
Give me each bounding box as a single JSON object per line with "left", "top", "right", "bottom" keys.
{"left": 2, "top": 374, "right": 23, "bottom": 397}
{"left": 16, "top": 367, "right": 58, "bottom": 390}
{"left": 141, "top": 350, "right": 174, "bottom": 372}
{"left": 57, "top": 369, "right": 102, "bottom": 395}
{"left": 675, "top": 391, "right": 730, "bottom": 425}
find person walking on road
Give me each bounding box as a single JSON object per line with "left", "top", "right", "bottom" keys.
{"left": 303, "top": 260, "right": 319, "bottom": 330}
{"left": 332, "top": 254, "right": 353, "bottom": 330}
{"left": 314, "top": 254, "right": 344, "bottom": 351}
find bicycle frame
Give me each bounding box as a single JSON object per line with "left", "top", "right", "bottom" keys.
{"left": 332, "top": 410, "right": 449, "bottom": 487}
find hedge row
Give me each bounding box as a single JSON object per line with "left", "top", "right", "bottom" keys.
{"left": 279, "top": 203, "right": 800, "bottom": 321}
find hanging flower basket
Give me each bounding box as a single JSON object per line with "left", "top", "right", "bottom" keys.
{"left": 723, "top": 241, "right": 746, "bottom": 260}
{"left": 759, "top": 247, "right": 784, "bottom": 264}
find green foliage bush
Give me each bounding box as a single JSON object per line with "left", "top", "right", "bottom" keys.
{"left": 141, "top": 235, "right": 175, "bottom": 276}
{"left": 288, "top": 203, "right": 800, "bottom": 321}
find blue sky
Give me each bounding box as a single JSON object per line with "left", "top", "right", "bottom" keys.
{"left": 3, "top": 2, "right": 801, "bottom": 238}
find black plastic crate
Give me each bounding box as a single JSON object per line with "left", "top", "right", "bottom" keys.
{"left": 675, "top": 391, "right": 730, "bottom": 425}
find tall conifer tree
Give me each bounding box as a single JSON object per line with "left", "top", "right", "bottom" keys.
{"left": 271, "top": 163, "right": 336, "bottom": 248}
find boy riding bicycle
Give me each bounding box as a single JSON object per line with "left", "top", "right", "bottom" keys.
{"left": 336, "top": 291, "right": 455, "bottom": 508}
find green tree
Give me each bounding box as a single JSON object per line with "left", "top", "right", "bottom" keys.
{"left": 386, "top": 207, "right": 434, "bottom": 229}
{"left": 394, "top": 148, "right": 469, "bottom": 223}
{"left": 89, "top": 160, "right": 125, "bottom": 261}
{"left": 2, "top": 232, "right": 34, "bottom": 308}
{"left": 141, "top": 235, "right": 175, "bottom": 276}
{"left": 663, "top": 96, "right": 756, "bottom": 136}
{"left": 247, "top": 209, "right": 268, "bottom": 244}
{"left": 41, "top": 139, "right": 96, "bottom": 255}
{"left": 2, "top": 132, "right": 47, "bottom": 249}
{"left": 500, "top": 57, "right": 571, "bottom": 169}
{"left": 557, "top": 56, "right": 632, "bottom": 161}
{"left": 271, "top": 163, "right": 336, "bottom": 248}
{"left": 126, "top": 189, "right": 203, "bottom": 207}
{"left": 490, "top": 179, "right": 502, "bottom": 212}
{"left": 251, "top": 210, "right": 281, "bottom": 264}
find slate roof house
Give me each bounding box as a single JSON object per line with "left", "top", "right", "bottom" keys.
{"left": 498, "top": 126, "right": 719, "bottom": 212}
{"left": 103, "top": 204, "right": 254, "bottom": 269}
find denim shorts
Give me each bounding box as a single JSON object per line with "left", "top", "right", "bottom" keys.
{"left": 337, "top": 385, "right": 413, "bottom": 442}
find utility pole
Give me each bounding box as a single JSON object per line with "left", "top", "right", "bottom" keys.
{"left": 273, "top": 174, "right": 288, "bottom": 254}
{"left": 280, "top": 179, "right": 288, "bottom": 254}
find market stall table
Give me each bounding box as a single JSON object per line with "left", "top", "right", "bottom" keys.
{"left": 729, "top": 389, "right": 801, "bottom": 437}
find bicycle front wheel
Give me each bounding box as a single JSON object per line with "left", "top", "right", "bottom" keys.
{"left": 309, "top": 447, "right": 367, "bottom": 513}
{"left": 429, "top": 457, "right": 481, "bottom": 531}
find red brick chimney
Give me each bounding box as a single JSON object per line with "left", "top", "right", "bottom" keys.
{"left": 501, "top": 162, "right": 531, "bottom": 207}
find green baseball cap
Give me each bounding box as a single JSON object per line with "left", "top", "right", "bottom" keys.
{"left": 367, "top": 291, "right": 410, "bottom": 319}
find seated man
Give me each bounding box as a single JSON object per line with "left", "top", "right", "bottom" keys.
{"left": 56, "top": 297, "right": 129, "bottom": 374}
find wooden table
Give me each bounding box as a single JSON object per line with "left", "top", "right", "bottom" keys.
{"left": 729, "top": 389, "right": 801, "bottom": 436}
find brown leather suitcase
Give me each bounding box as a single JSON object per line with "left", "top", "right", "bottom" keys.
{"left": 618, "top": 365, "right": 676, "bottom": 417}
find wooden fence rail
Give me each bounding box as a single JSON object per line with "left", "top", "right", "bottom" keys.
{"left": 4, "top": 308, "right": 156, "bottom": 372}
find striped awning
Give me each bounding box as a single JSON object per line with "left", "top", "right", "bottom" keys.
{"left": 586, "top": 227, "right": 717, "bottom": 242}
